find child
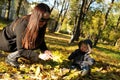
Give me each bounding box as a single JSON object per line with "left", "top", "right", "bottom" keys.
{"left": 68, "top": 39, "right": 95, "bottom": 76}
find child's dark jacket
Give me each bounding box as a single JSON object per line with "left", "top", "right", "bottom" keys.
{"left": 68, "top": 49, "right": 95, "bottom": 68}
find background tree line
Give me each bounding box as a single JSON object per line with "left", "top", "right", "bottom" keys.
{"left": 0, "top": 0, "right": 120, "bottom": 48}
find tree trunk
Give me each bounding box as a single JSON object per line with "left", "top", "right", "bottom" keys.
{"left": 57, "top": 1, "right": 69, "bottom": 32}
{"left": 50, "top": 0, "right": 56, "bottom": 12}
{"left": 16, "top": 0, "right": 23, "bottom": 17}
{"left": 116, "top": 15, "right": 120, "bottom": 31}
{"left": 93, "top": 29, "right": 101, "bottom": 46}
{"left": 53, "top": 0, "right": 65, "bottom": 32}
{"left": 114, "top": 15, "right": 120, "bottom": 46}
{"left": 6, "top": 0, "right": 11, "bottom": 21}
{"left": 69, "top": 0, "right": 94, "bottom": 44}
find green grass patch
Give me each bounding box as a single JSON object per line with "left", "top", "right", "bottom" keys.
{"left": 95, "top": 44, "right": 120, "bottom": 60}
{"left": 0, "top": 18, "right": 11, "bottom": 29}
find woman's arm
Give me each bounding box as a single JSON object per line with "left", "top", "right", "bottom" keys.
{"left": 38, "top": 25, "right": 48, "bottom": 52}
{"left": 14, "top": 19, "right": 40, "bottom": 62}
{"left": 38, "top": 25, "right": 53, "bottom": 60}
{"left": 39, "top": 38, "right": 48, "bottom": 52}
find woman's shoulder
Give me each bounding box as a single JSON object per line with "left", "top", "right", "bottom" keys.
{"left": 18, "top": 15, "right": 30, "bottom": 26}
{"left": 19, "top": 15, "right": 29, "bottom": 24}
{"left": 14, "top": 16, "right": 29, "bottom": 32}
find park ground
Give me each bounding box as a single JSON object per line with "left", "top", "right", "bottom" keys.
{"left": 0, "top": 19, "right": 120, "bottom": 80}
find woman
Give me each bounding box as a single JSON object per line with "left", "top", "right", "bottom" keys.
{"left": 0, "top": 3, "right": 52, "bottom": 67}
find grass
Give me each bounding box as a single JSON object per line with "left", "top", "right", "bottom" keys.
{"left": 0, "top": 18, "right": 11, "bottom": 29}
{"left": 0, "top": 20, "right": 120, "bottom": 80}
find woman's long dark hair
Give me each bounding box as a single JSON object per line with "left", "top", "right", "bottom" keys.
{"left": 22, "top": 3, "right": 50, "bottom": 49}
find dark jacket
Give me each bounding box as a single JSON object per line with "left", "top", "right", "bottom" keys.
{"left": 68, "top": 49, "right": 95, "bottom": 68}
{"left": 0, "top": 17, "right": 48, "bottom": 58}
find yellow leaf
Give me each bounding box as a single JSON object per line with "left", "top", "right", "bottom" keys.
{"left": 35, "top": 66, "right": 40, "bottom": 77}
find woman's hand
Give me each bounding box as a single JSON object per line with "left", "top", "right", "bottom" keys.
{"left": 44, "top": 50, "right": 53, "bottom": 60}
{"left": 39, "top": 50, "right": 53, "bottom": 60}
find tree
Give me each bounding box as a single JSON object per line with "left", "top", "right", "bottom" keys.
{"left": 6, "top": 0, "right": 11, "bottom": 20}
{"left": 0, "top": 0, "right": 6, "bottom": 17}
{"left": 16, "top": 0, "right": 23, "bottom": 17}
{"left": 52, "top": 0, "right": 66, "bottom": 32}
{"left": 69, "top": 0, "right": 94, "bottom": 44}
{"left": 93, "top": 0, "right": 114, "bottom": 46}
{"left": 50, "top": 0, "right": 57, "bottom": 12}
{"left": 56, "top": 0, "right": 69, "bottom": 32}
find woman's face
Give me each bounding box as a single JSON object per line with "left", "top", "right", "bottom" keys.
{"left": 80, "top": 43, "right": 89, "bottom": 52}
{"left": 39, "top": 12, "right": 50, "bottom": 27}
